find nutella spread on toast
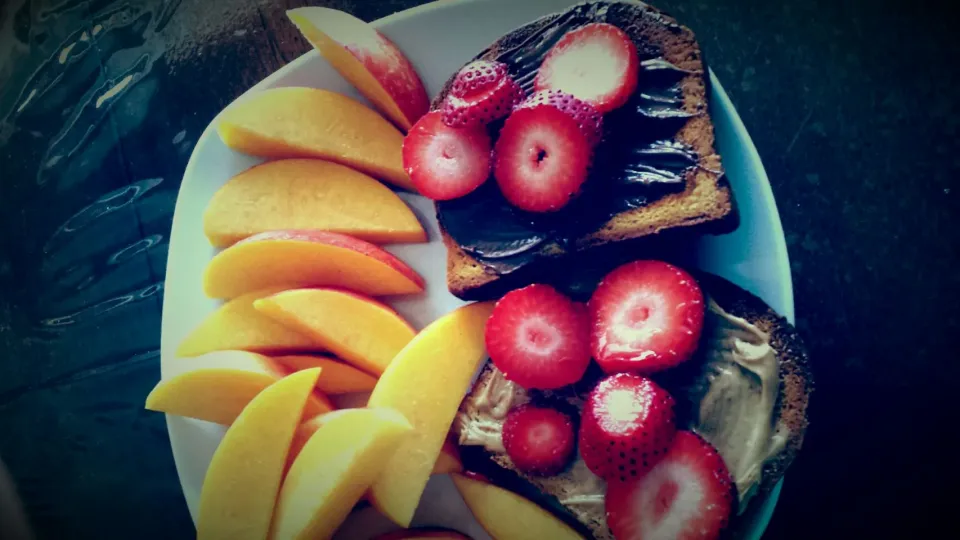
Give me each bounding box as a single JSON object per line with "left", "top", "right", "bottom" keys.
{"left": 684, "top": 298, "right": 790, "bottom": 512}
{"left": 436, "top": 2, "right": 705, "bottom": 273}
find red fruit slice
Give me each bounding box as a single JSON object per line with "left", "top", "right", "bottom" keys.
{"left": 502, "top": 405, "right": 576, "bottom": 476}
{"left": 443, "top": 60, "right": 524, "bottom": 128}
{"left": 485, "top": 284, "right": 591, "bottom": 390}
{"left": 589, "top": 260, "right": 704, "bottom": 374}
{"left": 535, "top": 22, "right": 639, "bottom": 113}
{"left": 493, "top": 106, "right": 591, "bottom": 212}
{"left": 579, "top": 373, "right": 676, "bottom": 482}
{"left": 606, "top": 431, "right": 735, "bottom": 540}
{"left": 402, "top": 111, "right": 491, "bottom": 200}
{"left": 516, "top": 90, "right": 603, "bottom": 146}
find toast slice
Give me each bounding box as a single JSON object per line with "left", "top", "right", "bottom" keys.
{"left": 434, "top": 1, "right": 737, "bottom": 300}
{"left": 454, "top": 272, "right": 812, "bottom": 539}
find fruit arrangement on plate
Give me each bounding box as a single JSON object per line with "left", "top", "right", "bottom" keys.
{"left": 148, "top": 2, "right": 811, "bottom": 540}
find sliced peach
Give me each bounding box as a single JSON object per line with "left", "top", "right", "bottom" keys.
{"left": 216, "top": 87, "right": 413, "bottom": 190}
{"left": 270, "top": 407, "right": 413, "bottom": 540}
{"left": 287, "top": 7, "right": 428, "bottom": 131}
{"left": 451, "top": 473, "right": 583, "bottom": 540}
{"left": 273, "top": 354, "right": 378, "bottom": 394}
{"left": 176, "top": 287, "right": 321, "bottom": 357}
{"left": 144, "top": 351, "right": 333, "bottom": 426}
{"left": 255, "top": 288, "right": 416, "bottom": 375}
{"left": 203, "top": 230, "right": 424, "bottom": 299}
{"left": 367, "top": 301, "right": 495, "bottom": 527}
{"left": 196, "top": 368, "right": 321, "bottom": 540}
{"left": 287, "top": 414, "right": 461, "bottom": 476}
{"left": 203, "top": 159, "right": 426, "bottom": 248}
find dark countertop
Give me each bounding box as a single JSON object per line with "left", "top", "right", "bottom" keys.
{"left": 0, "top": 0, "right": 956, "bottom": 538}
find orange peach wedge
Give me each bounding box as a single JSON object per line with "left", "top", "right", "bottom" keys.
{"left": 216, "top": 87, "right": 413, "bottom": 190}
{"left": 273, "top": 354, "right": 378, "bottom": 395}
{"left": 202, "top": 230, "right": 424, "bottom": 299}
{"left": 288, "top": 413, "right": 462, "bottom": 476}
{"left": 203, "top": 159, "right": 426, "bottom": 248}
{"left": 144, "top": 351, "right": 334, "bottom": 426}
{"left": 451, "top": 473, "right": 583, "bottom": 540}
{"left": 270, "top": 407, "right": 413, "bottom": 540}
{"left": 367, "top": 301, "right": 495, "bottom": 527}
{"left": 255, "top": 288, "right": 415, "bottom": 375}
{"left": 197, "top": 368, "right": 321, "bottom": 540}
{"left": 287, "top": 7, "right": 428, "bottom": 131}
{"left": 176, "top": 287, "right": 322, "bottom": 357}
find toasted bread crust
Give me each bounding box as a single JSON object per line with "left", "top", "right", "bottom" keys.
{"left": 434, "top": 1, "right": 737, "bottom": 299}
{"left": 456, "top": 273, "right": 812, "bottom": 539}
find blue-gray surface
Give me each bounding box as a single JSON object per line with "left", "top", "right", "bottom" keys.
{"left": 0, "top": 0, "right": 957, "bottom": 538}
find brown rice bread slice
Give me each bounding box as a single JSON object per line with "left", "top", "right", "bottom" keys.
{"left": 434, "top": 1, "right": 737, "bottom": 299}
{"left": 454, "top": 272, "right": 812, "bottom": 539}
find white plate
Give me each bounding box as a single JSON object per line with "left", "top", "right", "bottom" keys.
{"left": 160, "top": 0, "right": 793, "bottom": 537}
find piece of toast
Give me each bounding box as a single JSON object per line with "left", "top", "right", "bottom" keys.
{"left": 454, "top": 272, "right": 812, "bottom": 539}
{"left": 434, "top": 1, "right": 737, "bottom": 300}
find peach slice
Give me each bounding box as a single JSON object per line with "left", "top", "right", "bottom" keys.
{"left": 273, "top": 354, "right": 378, "bottom": 395}
{"left": 176, "top": 287, "right": 322, "bottom": 357}
{"left": 144, "top": 351, "right": 334, "bottom": 426}
{"left": 270, "top": 407, "right": 413, "bottom": 540}
{"left": 367, "top": 301, "right": 496, "bottom": 527}
{"left": 202, "top": 230, "right": 424, "bottom": 299}
{"left": 203, "top": 159, "right": 426, "bottom": 248}
{"left": 373, "top": 529, "right": 471, "bottom": 540}
{"left": 216, "top": 87, "right": 414, "bottom": 190}
{"left": 196, "top": 368, "right": 321, "bottom": 540}
{"left": 287, "top": 413, "right": 461, "bottom": 476}
{"left": 255, "top": 288, "right": 416, "bottom": 375}
{"left": 451, "top": 473, "right": 583, "bottom": 540}
{"left": 287, "top": 7, "right": 429, "bottom": 131}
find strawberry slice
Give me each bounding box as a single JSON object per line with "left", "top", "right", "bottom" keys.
{"left": 589, "top": 260, "right": 704, "bottom": 374}
{"left": 485, "top": 284, "right": 591, "bottom": 390}
{"left": 606, "top": 431, "right": 735, "bottom": 540}
{"left": 442, "top": 60, "right": 524, "bottom": 128}
{"left": 402, "top": 111, "right": 491, "bottom": 200}
{"left": 493, "top": 106, "right": 591, "bottom": 212}
{"left": 502, "top": 405, "right": 576, "bottom": 476}
{"left": 579, "top": 373, "right": 676, "bottom": 482}
{"left": 515, "top": 90, "right": 603, "bottom": 147}
{"left": 535, "top": 22, "right": 639, "bottom": 113}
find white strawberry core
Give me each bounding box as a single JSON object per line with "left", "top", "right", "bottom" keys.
{"left": 607, "top": 291, "right": 667, "bottom": 353}
{"left": 516, "top": 316, "right": 561, "bottom": 356}
{"left": 546, "top": 39, "right": 627, "bottom": 102}
{"left": 516, "top": 126, "right": 576, "bottom": 192}
{"left": 428, "top": 131, "right": 471, "bottom": 179}
{"left": 634, "top": 462, "right": 704, "bottom": 540}
{"left": 604, "top": 388, "right": 645, "bottom": 425}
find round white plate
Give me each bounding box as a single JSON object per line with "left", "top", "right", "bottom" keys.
{"left": 160, "top": 0, "right": 793, "bottom": 537}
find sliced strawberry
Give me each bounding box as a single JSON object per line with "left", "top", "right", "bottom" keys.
{"left": 485, "top": 284, "right": 591, "bottom": 390}
{"left": 515, "top": 90, "right": 603, "bottom": 146}
{"left": 535, "top": 22, "right": 639, "bottom": 113}
{"left": 579, "top": 373, "right": 676, "bottom": 482}
{"left": 502, "top": 405, "right": 576, "bottom": 476}
{"left": 442, "top": 60, "right": 524, "bottom": 128}
{"left": 606, "top": 431, "right": 735, "bottom": 540}
{"left": 589, "top": 260, "right": 704, "bottom": 374}
{"left": 402, "top": 111, "right": 491, "bottom": 200}
{"left": 493, "top": 106, "right": 591, "bottom": 212}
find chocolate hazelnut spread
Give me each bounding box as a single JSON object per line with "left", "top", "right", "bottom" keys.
{"left": 455, "top": 296, "right": 790, "bottom": 515}
{"left": 435, "top": 2, "right": 706, "bottom": 273}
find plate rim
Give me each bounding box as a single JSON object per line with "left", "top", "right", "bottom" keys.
{"left": 161, "top": 0, "right": 793, "bottom": 536}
